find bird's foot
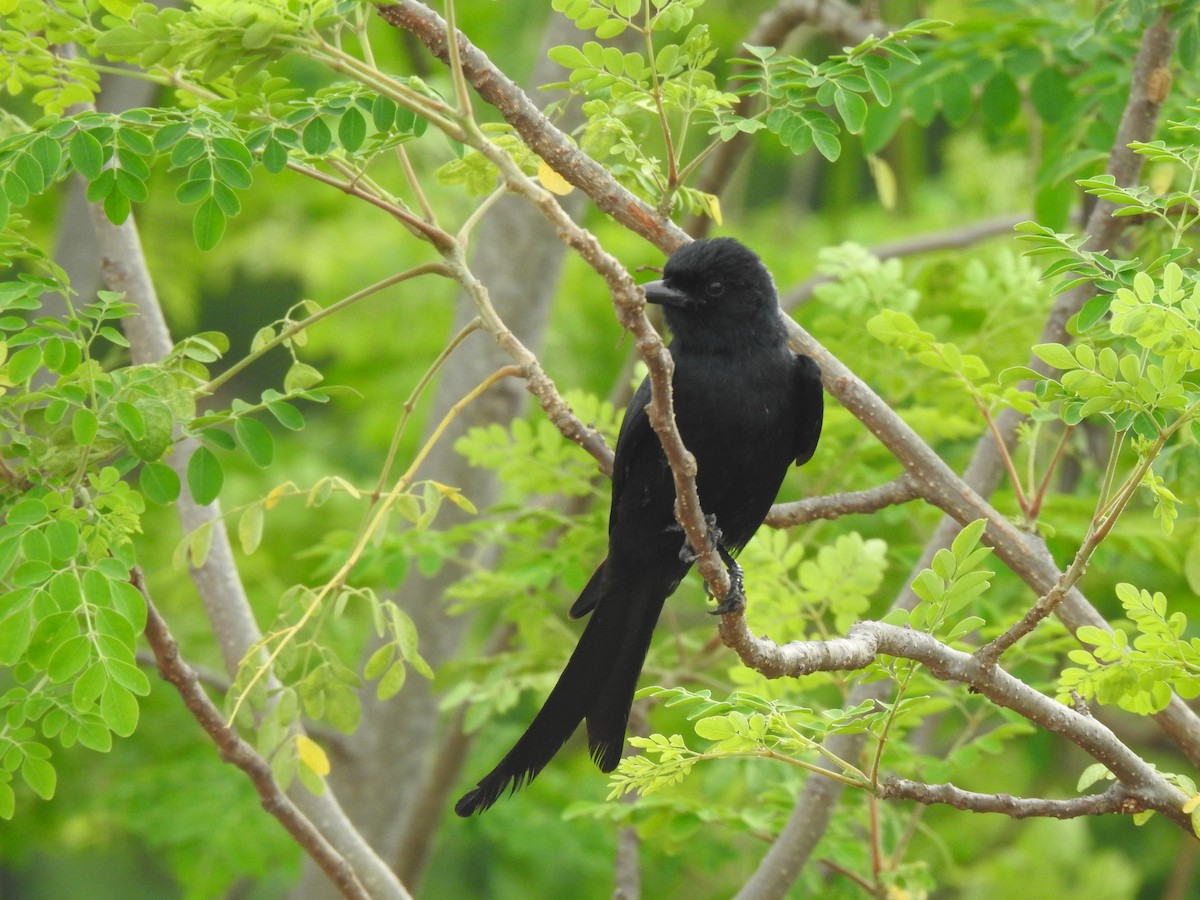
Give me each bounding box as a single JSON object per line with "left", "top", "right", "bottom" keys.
{"left": 676, "top": 514, "right": 722, "bottom": 564}
{"left": 708, "top": 554, "right": 746, "bottom": 615}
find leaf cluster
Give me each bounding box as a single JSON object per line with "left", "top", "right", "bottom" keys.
{"left": 886, "top": 519, "right": 993, "bottom": 642}
{"left": 1060, "top": 583, "right": 1200, "bottom": 715}
{"left": 726, "top": 20, "right": 938, "bottom": 163}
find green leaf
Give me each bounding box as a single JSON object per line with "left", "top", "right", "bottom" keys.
{"left": 1077, "top": 762, "right": 1111, "bottom": 791}
{"left": 266, "top": 400, "right": 304, "bottom": 430}
{"left": 833, "top": 89, "right": 868, "bottom": 134}
{"left": 0, "top": 607, "right": 34, "bottom": 665}
{"left": 187, "top": 446, "right": 224, "bottom": 505}
{"left": 44, "top": 520, "right": 80, "bottom": 562}
{"left": 576, "top": 7, "right": 607, "bottom": 29}
{"left": 371, "top": 95, "right": 398, "bottom": 131}
{"left": 302, "top": 117, "right": 332, "bottom": 155}
{"left": 214, "top": 157, "right": 252, "bottom": 190}
{"left": 175, "top": 179, "right": 210, "bottom": 205}
{"left": 364, "top": 644, "right": 396, "bottom": 681}
{"left": 139, "top": 461, "right": 181, "bottom": 504}
{"left": 48, "top": 635, "right": 91, "bottom": 683}
{"left": 951, "top": 519, "right": 988, "bottom": 562}
{"left": 1032, "top": 343, "right": 1078, "bottom": 371}
{"left": 7, "top": 497, "right": 48, "bottom": 525}
{"left": 170, "top": 136, "right": 206, "bottom": 168}
{"left": 937, "top": 70, "right": 973, "bottom": 126}
{"left": 7, "top": 344, "right": 42, "bottom": 383}
{"left": 71, "top": 407, "right": 99, "bottom": 446}
{"left": 242, "top": 18, "right": 278, "bottom": 49}
{"left": 22, "top": 527, "right": 51, "bottom": 564}
{"left": 108, "top": 658, "right": 150, "bottom": 695}
{"left": 192, "top": 197, "right": 226, "bottom": 251}
{"left": 21, "top": 756, "right": 56, "bottom": 801}
{"left": 741, "top": 43, "right": 776, "bottom": 61}
{"left": 109, "top": 579, "right": 147, "bottom": 633}
{"left": 73, "top": 662, "right": 107, "bottom": 711}
{"left": 69, "top": 130, "right": 106, "bottom": 180}
{"left": 284, "top": 362, "right": 322, "bottom": 392}
{"left": 234, "top": 416, "right": 274, "bottom": 467}
{"left": 1030, "top": 66, "right": 1071, "bottom": 123}
{"left": 94, "top": 25, "right": 153, "bottom": 58}
{"left": 1075, "top": 293, "right": 1112, "bottom": 332}
{"left": 101, "top": 682, "right": 139, "bottom": 737}
{"left": 0, "top": 781, "right": 14, "bottom": 819}
{"left": 377, "top": 661, "right": 407, "bottom": 700}
{"left": 13, "top": 150, "right": 47, "bottom": 194}
{"left": 115, "top": 401, "right": 145, "bottom": 439}
{"left": 5, "top": 168, "right": 30, "bottom": 208}
{"left": 594, "top": 18, "right": 626, "bottom": 38}
{"left": 980, "top": 70, "right": 1020, "bottom": 129}
{"left": 198, "top": 426, "right": 237, "bottom": 451}
{"left": 104, "top": 188, "right": 132, "bottom": 225}
{"left": 128, "top": 398, "right": 174, "bottom": 461}
{"left": 153, "top": 122, "right": 192, "bottom": 151}
{"left": 810, "top": 127, "right": 841, "bottom": 162}
{"left": 338, "top": 107, "right": 366, "bottom": 152}
{"left": 117, "top": 126, "right": 153, "bottom": 157}
{"left": 262, "top": 138, "right": 289, "bottom": 174}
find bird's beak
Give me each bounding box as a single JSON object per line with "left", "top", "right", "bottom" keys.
{"left": 641, "top": 279, "right": 689, "bottom": 308}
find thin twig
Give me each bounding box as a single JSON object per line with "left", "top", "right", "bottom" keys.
{"left": 878, "top": 778, "right": 1143, "bottom": 820}
{"left": 201, "top": 263, "right": 450, "bottom": 396}
{"left": 765, "top": 474, "right": 920, "bottom": 527}
{"left": 372, "top": 315, "right": 483, "bottom": 501}
{"left": 779, "top": 214, "right": 1029, "bottom": 310}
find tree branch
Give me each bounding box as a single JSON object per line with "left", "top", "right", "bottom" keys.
{"left": 377, "top": 1, "right": 688, "bottom": 254}
{"left": 136, "top": 572, "right": 383, "bottom": 900}
{"left": 80, "top": 100, "right": 412, "bottom": 900}
{"left": 766, "top": 474, "right": 920, "bottom": 527}
{"left": 877, "top": 779, "right": 1144, "bottom": 821}
{"left": 715, "top": 615, "right": 1191, "bottom": 830}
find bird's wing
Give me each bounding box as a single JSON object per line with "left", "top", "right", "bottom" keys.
{"left": 608, "top": 374, "right": 655, "bottom": 532}
{"left": 792, "top": 354, "right": 824, "bottom": 466}
{"left": 568, "top": 377, "right": 655, "bottom": 621}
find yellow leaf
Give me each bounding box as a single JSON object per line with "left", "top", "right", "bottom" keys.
{"left": 1148, "top": 162, "right": 1176, "bottom": 195}
{"left": 867, "top": 154, "right": 898, "bottom": 210}
{"left": 537, "top": 160, "right": 574, "bottom": 196}
{"left": 265, "top": 481, "right": 292, "bottom": 510}
{"left": 296, "top": 734, "right": 330, "bottom": 776}
{"left": 699, "top": 192, "right": 722, "bottom": 225}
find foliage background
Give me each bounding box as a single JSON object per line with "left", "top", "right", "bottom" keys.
{"left": 1, "top": 0, "right": 1199, "bottom": 898}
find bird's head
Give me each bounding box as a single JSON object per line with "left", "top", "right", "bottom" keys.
{"left": 640, "top": 238, "right": 781, "bottom": 347}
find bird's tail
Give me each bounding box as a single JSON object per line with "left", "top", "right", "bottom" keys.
{"left": 584, "top": 583, "right": 666, "bottom": 771}
{"left": 455, "top": 564, "right": 669, "bottom": 816}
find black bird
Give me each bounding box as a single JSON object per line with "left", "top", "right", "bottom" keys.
{"left": 455, "top": 237, "right": 823, "bottom": 816}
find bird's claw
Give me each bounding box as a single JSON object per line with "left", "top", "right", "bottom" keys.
{"left": 677, "top": 514, "right": 722, "bottom": 564}
{"left": 706, "top": 553, "right": 746, "bottom": 615}
{"left": 673, "top": 516, "right": 746, "bottom": 613}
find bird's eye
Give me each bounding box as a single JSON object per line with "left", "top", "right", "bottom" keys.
{"left": 706, "top": 281, "right": 725, "bottom": 297}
